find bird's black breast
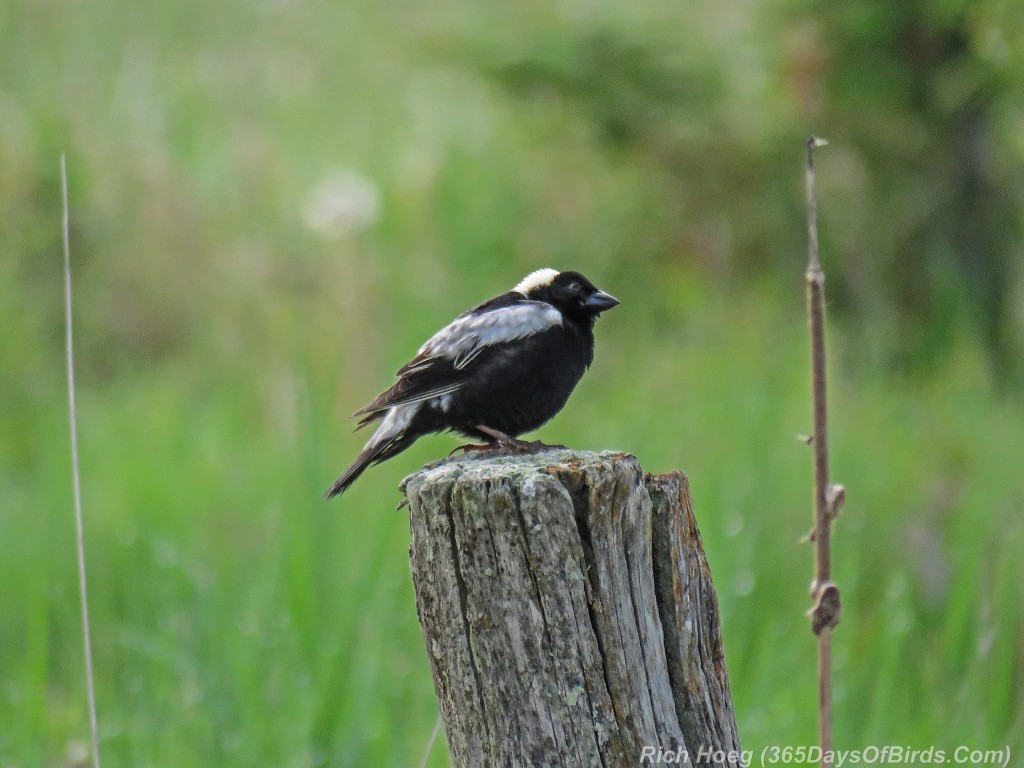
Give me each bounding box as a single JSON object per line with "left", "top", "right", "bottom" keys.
{"left": 430, "top": 322, "right": 594, "bottom": 438}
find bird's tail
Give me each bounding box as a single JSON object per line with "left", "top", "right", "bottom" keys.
{"left": 323, "top": 446, "right": 375, "bottom": 499}
{"left": 324, "top": 405, "right": 419, "bottom": 499}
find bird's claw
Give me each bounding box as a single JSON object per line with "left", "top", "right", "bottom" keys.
{"left": 449, "top": 442, "right": 492, "bottom": 456}
{"left": 475, "top": 426, "right": 565, "bottom": 454}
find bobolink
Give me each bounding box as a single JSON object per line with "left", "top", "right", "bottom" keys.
{"left": 325, "top": 268, "right": 619, "bottom": 498}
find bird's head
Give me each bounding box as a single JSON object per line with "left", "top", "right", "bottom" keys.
{"left": 514, "top": 268, "right": 619, "bottom": 325}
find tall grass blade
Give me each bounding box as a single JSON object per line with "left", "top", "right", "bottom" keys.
{"left": 62, "top": 154, "right": 102, "bottom": 768}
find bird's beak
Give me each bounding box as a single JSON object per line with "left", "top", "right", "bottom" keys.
{"left": 584, "top": 290, "right": 620, "bottom": 312}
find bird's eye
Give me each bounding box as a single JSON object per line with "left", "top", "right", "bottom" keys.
{"left": 568, "top": 282, "right": 580, "bottom": 293}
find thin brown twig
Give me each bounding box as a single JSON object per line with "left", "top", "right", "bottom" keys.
{"left": 63, "top": 154, "right": 102, "bottom": 768}
{"left": 804, "top": 135, "right": 840, "bottom": 768}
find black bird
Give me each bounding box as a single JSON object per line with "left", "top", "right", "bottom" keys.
{"left": 325, "top": 268, "right": 619, "bottom": 498}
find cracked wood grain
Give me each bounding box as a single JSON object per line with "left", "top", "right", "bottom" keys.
{"left": 403, "top": 450, "right": 740, "bottom": 768}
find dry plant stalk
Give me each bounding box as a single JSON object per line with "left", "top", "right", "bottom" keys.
{"left": 804, "top": 136, "right": 844, "bottom": 768}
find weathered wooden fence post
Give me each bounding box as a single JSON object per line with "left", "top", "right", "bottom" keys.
{"left": 402, "top": 450, "right": 740, "bottom": 767}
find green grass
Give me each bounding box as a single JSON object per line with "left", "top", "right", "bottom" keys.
{"left": 5, "top": 288, "right": 1022, "bottom": 765}
{"left": 2, "top": 0, "right": 1023, "bottom": 765}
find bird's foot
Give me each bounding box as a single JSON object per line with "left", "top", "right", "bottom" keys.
{"left": 449, "top": 442, "right": 492, "bottom": 456}
{"left": 475, "top": 426, "right": 566, "bottom": 454}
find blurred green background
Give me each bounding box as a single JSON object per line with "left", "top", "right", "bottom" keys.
{"left": 3, "top": 0, "right": 1023, "bottom": 765}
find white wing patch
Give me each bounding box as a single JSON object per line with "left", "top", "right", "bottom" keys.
{"left": 429, "top": 393, "right": 454, "bottom": 412}
{"left": 513, "top": 268, "right": 559, "bottom": 295}
{"left": 418, "top": 302, "right": 562, "bottom": 369}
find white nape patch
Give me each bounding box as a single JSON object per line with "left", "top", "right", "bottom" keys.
{"left": 419, "top": 303, "right": 562, "bottom": 368}
{"left": 513, "top": 268, "right": 559, "bottom": 295}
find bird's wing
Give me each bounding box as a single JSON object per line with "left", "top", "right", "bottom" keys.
{"left": 352, "top": 300, "right": 562, "bottom": 426}
{"left": 352, "top": 356, "right": 465, "bottom": 427}
{"left": 410, "top": 300, "right": 562, "bottom": 370}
